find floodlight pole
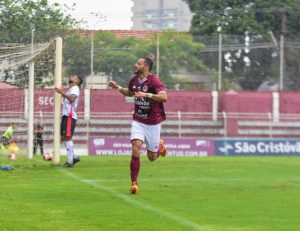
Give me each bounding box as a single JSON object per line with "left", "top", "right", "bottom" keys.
{"left": 91, "top": 30, "right": 94, "bottom": 76}
{"left": 156, "top": 33, "right": 160, "bottom": 76}
{"left": 218, "top": 32, "right": 222, "bottom": 91}
{"left": 279, "top": 12, "right": 286, "bottom": 91}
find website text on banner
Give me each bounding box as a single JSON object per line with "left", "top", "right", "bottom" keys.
{"left": 89, "top": 137, "right": 214, "bottom": 156}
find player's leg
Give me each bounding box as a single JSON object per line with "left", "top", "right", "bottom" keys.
{"left": 145, "top": 123, "right": 166, "bottom": 161}
{"left": 0, "top": 137, "right": 8, "bottom": 152}
{"left": 68, "top": 137, "right": 80, "bottom": 165}
{"left": 65, "top": 118, "right": 80, "bottom": 166}
{"left": 1, "top": 137, "right": 10, "bottom": 151}
{"left": 60, "top": 116, "right": 75, "bottom": 167}
{"left": 64, "top": 137, "right": 74, "bottom": 167}
{"left": 39, "top": 138, "right": 44, "bottom": 155}
{"left": 130, "top": 139, "right": 142, "bottom": 194}
{"left": 130, "top": 121, "right": 145, "bottom": 194}
{"left": 69, "top": 118, "right": 80, "bottom": 165}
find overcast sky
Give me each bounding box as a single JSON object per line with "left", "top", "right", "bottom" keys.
{"left": 49, "top": 0, "right": 133, "bottom": 30}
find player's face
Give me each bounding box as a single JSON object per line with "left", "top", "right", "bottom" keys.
{"left": 134, "top": 59, "right": 145, "bottom": 74}
{"left": 69, "top": 75, "right": 78, "bottom": 86}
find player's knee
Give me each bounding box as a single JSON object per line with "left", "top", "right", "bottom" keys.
{"left": 132, "top": 143, "right": 142, "bottom": 156}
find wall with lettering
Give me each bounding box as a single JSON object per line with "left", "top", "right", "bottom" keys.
{"left": 1, "top": 89, "right": 300, "bottom": 114}
{"left": 215, "top": 138, "right": 300, "bottom": 156}
{"left": 88, "top": 137, "right": 214, "bottom": 156}
{"left": 34, "top": 89, "right": 85, "bottom": 112}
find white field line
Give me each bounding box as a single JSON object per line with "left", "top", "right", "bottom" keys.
{"left": 59, "top": 169, "right": 211, "bottom": 231}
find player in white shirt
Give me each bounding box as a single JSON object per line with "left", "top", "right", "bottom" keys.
{"left": 55, "top": 75, "right": 83, "bottom": 167}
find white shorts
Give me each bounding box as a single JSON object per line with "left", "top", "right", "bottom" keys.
{"left": 130, "top": 120, "right": 162, "bottom": 152}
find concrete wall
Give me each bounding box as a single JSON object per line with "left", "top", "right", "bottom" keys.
{"left": 1, "top": 89, "right": 300, "bottom": 116}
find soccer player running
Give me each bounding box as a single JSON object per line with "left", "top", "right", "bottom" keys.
{"left": 109, "top": 57, "right": 167, "bottom": 194}
{"left": 55, "top": 75, "right": 83, "bottom": 167}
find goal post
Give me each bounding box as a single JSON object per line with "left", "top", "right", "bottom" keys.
{"left": 27, "top": 62, "right": 34, "bottom": 159}
{"left": 0, "top": 37, "right": 63, "bottom": 163}
{"left": 53, "top": 37, "right": 62, "bottom": 165}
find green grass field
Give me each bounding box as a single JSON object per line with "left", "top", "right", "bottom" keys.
{"left": 0, "top": 155, "right": 299, "bottom": 231}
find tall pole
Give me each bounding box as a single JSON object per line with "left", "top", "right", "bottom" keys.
{"left": 159, "top": 0, "right": 163, "bottom": 30}
{"left": 279, "top": 12, "right": 286, "bottom": 91}
{"left": 53, "top": 37, "right": 62, "bottom": 165}
{"left": 27, "top": 28, "right": 35, "bottom": 159}
{"left": 91, "top": 31, "right": 94, "bottom": 76}
{"left": 156, "top": 34, "right": 160, "bottom": 76}
{"left": 218, "top": 32, "right": 222, "bottom": 91}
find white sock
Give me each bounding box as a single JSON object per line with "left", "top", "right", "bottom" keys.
{"left": 71, "top": 148, "right": 77, "bottom": 159}
{"left": 65, "top": 140, "right": 74, "bottom": 164}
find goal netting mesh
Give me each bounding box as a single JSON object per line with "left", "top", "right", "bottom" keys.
{"left": 0, "top": 39, "right": 61, "bottom": 162}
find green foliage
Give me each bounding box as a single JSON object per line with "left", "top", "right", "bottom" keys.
{"left": 0, "top": 0, "right": 77, "bottom": 43}
{"left": 64, "top": 31, "right": 207, "bottom": 89}
{"left": 184, "top": 0, "right": 300, "bottom": 90}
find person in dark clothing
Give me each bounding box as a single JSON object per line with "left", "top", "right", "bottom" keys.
{"left": 33, "top": 121, "right": 44, "bottom": 155}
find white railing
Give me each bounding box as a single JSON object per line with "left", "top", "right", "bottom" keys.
{"left": 2, "top": 112, "right": 300, "bottom": 148}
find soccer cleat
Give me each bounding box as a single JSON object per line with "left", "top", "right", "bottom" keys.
{"left": 158, "top": 139, "right": 167, "bottom": 157}
{"left": 64, "top": 162, "right": 74, "bottom": 168}
{"left": 73, "top": 156, "right": 80, "bottom": 165}
{"left": 130, "top": 182, "right": 138, "bottom": 194}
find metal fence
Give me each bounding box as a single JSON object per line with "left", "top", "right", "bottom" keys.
{"left": 2, "top": 112, "right": 300, "bottom": 151}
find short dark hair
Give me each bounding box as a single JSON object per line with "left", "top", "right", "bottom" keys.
{"left": 142, "top": 57, "right": 153, "bottom": 71}
{"left": 75, "top": 75, "right": 83, "bottom": 86}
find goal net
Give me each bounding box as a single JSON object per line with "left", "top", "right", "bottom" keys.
{"left": 0, "top": 38, "right": 62, "bottom": 163}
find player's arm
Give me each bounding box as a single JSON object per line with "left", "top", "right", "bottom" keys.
{"left": 135, "top": 91, "right": 167, "bottom": 102}
{"left": 108, "top": 81, "right": 134, "bottom": 97}
{"left": 55, "top": 86, "right": 77, "bottom": 102}
{"left": 65, "top": 94, "right": 77, "bottom": 102}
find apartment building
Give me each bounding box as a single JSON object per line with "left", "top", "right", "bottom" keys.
{"left": 131, "top": 0, "right": 193, "bottom": 31}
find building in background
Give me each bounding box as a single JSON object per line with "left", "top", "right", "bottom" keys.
{"left": 131, "top": 0, "right": 193, "bottom": 31}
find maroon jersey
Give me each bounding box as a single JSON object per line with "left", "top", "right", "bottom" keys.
{"left": 128, "top": 74, "right": 166, "bottom": 125}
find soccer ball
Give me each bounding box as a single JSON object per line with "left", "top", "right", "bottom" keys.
{"left": 43, "top": 153, "right": 52, "bottom": 161}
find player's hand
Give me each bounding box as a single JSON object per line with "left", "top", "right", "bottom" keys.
{"left": 55, "top": 86, "right": 64, "bottom": 94}
{"left": 135, "top": 91, "right": 147, "bottom": 98}
{"left": 108, "top": 81, "right": 118, "bottom": 89}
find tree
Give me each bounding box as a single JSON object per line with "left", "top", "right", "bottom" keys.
{"left": 63, "top": 30, "right": 208, "bottom": 90}
{"left": 0, "top": 0, "right": 77, "bottom": 43}
{"left": 184, "top": 0, "right": 300, "bottom": 90}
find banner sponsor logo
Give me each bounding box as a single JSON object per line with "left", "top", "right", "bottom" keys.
{"left": 88, "top": 137, "right": 214, "bottom": 156}
{"left": 215, "top": 139, "right": 300, "bottom": 156}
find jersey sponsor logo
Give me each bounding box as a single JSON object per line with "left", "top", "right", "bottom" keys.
{"left": 142, "top": 85, "right": 148, "bottom": 92}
